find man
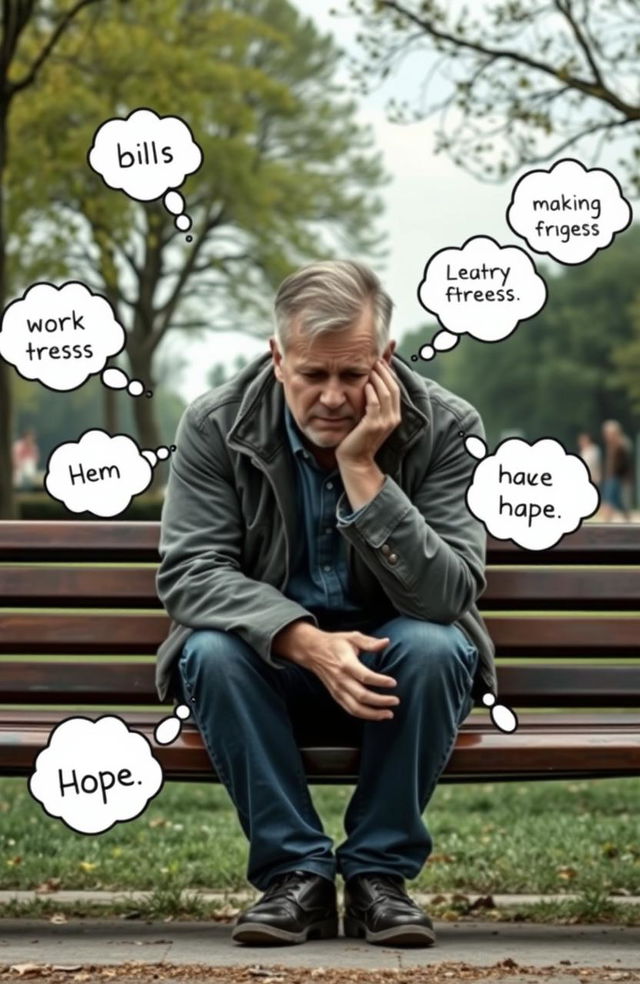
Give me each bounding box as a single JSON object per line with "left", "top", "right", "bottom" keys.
{"left": 155, "top": 260, "right": 496, "bottom": 948}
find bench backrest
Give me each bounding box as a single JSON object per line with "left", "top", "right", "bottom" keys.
{"left": 1, "top": 521, "right": 639, "bottom": 712}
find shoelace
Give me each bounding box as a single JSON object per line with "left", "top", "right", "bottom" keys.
{"left": 366, "top": 875, "right": 412, "bottom": 905}
{"left": 263, "top": 870, "right": 314, "bottom": 902}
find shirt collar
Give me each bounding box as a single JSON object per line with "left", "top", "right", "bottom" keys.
{"left": 284, "top": 403, "right": 308, "bottom": 459}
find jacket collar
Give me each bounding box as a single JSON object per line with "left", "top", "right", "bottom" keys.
{"left": 227, "top": 351, "right": 430, "bottom": 470}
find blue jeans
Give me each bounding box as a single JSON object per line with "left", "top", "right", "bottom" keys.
{"left": 176, "top": 615, "right": 478, "bottom": 891}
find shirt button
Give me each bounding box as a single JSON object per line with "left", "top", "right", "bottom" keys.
{"left": 325, "top": 527, "right": 332, "bottom": 534}
{"left": 323, "top": 564, "right": 331, "bottom": 572}
{"left": 381, "top": 544, "right": 391, "bottom": 556}
{"left": 326, "top": 481, "right": 334, "bottom": 490}
{"left": 388, "top": 553, "right": 398, "bottom": 565}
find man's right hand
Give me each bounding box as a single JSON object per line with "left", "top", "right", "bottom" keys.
{"left": 273, "top": 621, "right": 399, "bottom": 721}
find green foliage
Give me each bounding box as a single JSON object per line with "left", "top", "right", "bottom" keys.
{"left": 399, "top": 226, "right": 640, "bottom": 448}
{"left": 6, "top": 0, "right": 388, "bottom": 331}
{"left": 11, "top": 368, "right": 186, "bottom": 476}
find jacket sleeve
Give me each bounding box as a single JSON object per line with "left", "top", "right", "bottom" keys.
{"left": 336, "top": 405, "right": 487, "bottom": 623}
{"left": 155, "top": 404, "right": 317, "bottom": 667}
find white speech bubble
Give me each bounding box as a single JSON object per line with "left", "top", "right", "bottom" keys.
{"left": 88, "top": 107, "right": 203, "bottom": 203}
{"left": 416, "top": 236, "right": 547, "bottom": 359}
{"left": 507, "top": 158, "right": 632, "bottom": 265}
{"left": 29, "top": 716, "right": 163, "bottom": 834}
{"left": 0, "top": 282, "right": 126, "bottom": 392}
{"left": 465, "top": 436, "right": 599, "bottom": 551}
{"left": 45, "top": 429, "right": 175, "bottom": 518}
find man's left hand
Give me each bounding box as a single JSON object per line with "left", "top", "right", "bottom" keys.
{"left": 335, "top": 358, "right": 402, "bottom": 467}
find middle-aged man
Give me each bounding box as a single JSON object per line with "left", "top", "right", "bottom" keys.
{"left": 155, "top": 260, "right": 497, "bottom": 948}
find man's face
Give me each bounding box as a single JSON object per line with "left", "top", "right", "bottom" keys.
{"left": 270, "top": 305, "right": 395, "bottom": 454}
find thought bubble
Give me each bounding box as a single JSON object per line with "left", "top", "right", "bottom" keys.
{"left": 101, "top": 367, "right": 152, "bottom": 398}
{"left": 415, "top": 236, "right": 547, "bottom": 360}
{"left": 0, "top": 282, "right": 128, "bottom": 391}
{"left": 154, "top": 704, "right": 191, "bottom": 746}
{"left": 507, "top": 158, "right": 632, "bottom": 265}
{"left": 45, "top": 429, "right": 176, "bottom": 517}
{"left": 482, "top": 692, "right": 519, "bottom": 734}
{"left": 29, "top": 716, "right": 163, "bottom": 834}
{"left": 465, "top": 436, "right": 599, "bottom": 551}
{"left": 88, "top": 107, "right": 202, "bottom": 239}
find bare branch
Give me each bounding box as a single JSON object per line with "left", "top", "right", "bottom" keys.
{"left": 379, "top": 0, "right": 640, "bottom": 119}
{"left": 553, "top": 0, "right": 604, "bottom": 87}
{"left": 10, "top": 0, "right": 106, "bottom": 96}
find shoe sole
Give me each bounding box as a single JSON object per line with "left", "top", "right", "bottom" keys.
{"left": 231, "top": 915, "right": 339, "bottom": 946}
{"left": 343, "top": 914, "right": 436, "bottom": 947}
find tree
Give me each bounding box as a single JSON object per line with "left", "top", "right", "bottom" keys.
{"left": 6, "top": 0, "right": 388, "bottom": 467}
{"left": 346, "top": 1, "right": 640, "bottom": 192}
{"left": 613, "top": 295, "right": 640, "bottom": 414}
{"left": 398, "top": 226, "right": 640, "bottom": 447}
{"left": 1, "top": 0, "right": 112, "bottom": 518}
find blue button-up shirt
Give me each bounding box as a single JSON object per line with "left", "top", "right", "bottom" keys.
{"left": 283, "top": 404, "right": 366, "bottom": 613}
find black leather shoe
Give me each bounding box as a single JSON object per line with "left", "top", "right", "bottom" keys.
{"left": 343, "top": 872, "right": 436, "bottom": 946}
{"left": 231, "top": 869, "right": 338, "bottom": 945}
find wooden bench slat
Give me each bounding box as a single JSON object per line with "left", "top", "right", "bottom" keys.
{"left": 3, "top": 709, "right": 640, "bottom": 731}
{"left": 0, "top": 521, "right": 160, "bottom": 561}
{"left": 2, "top": 521, "right": 639, "bottom": 563}
{"left": 3, "top": 566, "right": 640, "bottom": 611}
{"left": 0, "top": 567, "right": 163, "bottom": 608}
{"left": 1, "top": 660, "right": 638, "bottom": 705}
{"left": 1, "top": 720, "right": 638, "bottom": 780}
{"left": 481, "top": 568, "right": 640, "bottom": 610}
{"left": 1, "top": 613, "right": 638, "bottom": 655}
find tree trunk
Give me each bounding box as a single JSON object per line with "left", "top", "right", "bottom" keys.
{"left": 103, "top": 356, "right": 119, "bottom": 434}
{"left": 0, "top": 107, "right": 17, "bottom": 518}
{"left": 127, "top": 346, "right": 164, "bottom": 493}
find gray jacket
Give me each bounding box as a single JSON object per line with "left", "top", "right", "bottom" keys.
{"left": 155, "top": 351, "right": 497, "bottom": 703}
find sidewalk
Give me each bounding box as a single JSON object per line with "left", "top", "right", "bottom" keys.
{"left": 1, "top": 916, "right": 639, "bottom": 977}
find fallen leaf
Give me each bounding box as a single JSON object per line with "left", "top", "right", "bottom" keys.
{"left": 35, "top": 878, "right": 62, "bottom": 894}
{"left": 52, "top": 966, "right": 81, "bottom": 973}
{"left": 556, "top": 865, "right": 577, "bottom": 880}
{"left": 148, "top": 818, "right": 168, "bottom": 828}
{"left": 78, "top": 861, "right": 98, "bottom": 872}
{"left": 9, "top": 965, "right": 43, "bottom": 977}
{"left": 50, "top": 913, "right": 68, "bottom": 924}
{"left": 5, "top": 856, "right": 22, "bottom": 866}
{"left": 451, "top": 893, "right": 470, "bottom": 903}
{"left": 469, "top": 895, "right": 496, "bottom": 911}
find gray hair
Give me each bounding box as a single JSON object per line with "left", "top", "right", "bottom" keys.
{"left": 273, "top": 260, "right": 393, "bottom": 354}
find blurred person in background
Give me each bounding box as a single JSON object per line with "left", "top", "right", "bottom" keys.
{"left": 577, "top": 432, "right": 602, "bottom": 488}
{"left": 11, "top": 428, "right": 40, "bottom": 490}
{"left": 600, "top": 420, "right": 633, "bottom": 522}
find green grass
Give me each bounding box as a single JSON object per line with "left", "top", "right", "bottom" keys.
{"left": 2, "top": 777, "right": 639, "bottom": 898}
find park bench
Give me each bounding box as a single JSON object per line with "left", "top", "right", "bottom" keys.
{"left": 1, "top": 520, "right": 639, "bottom": 783}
